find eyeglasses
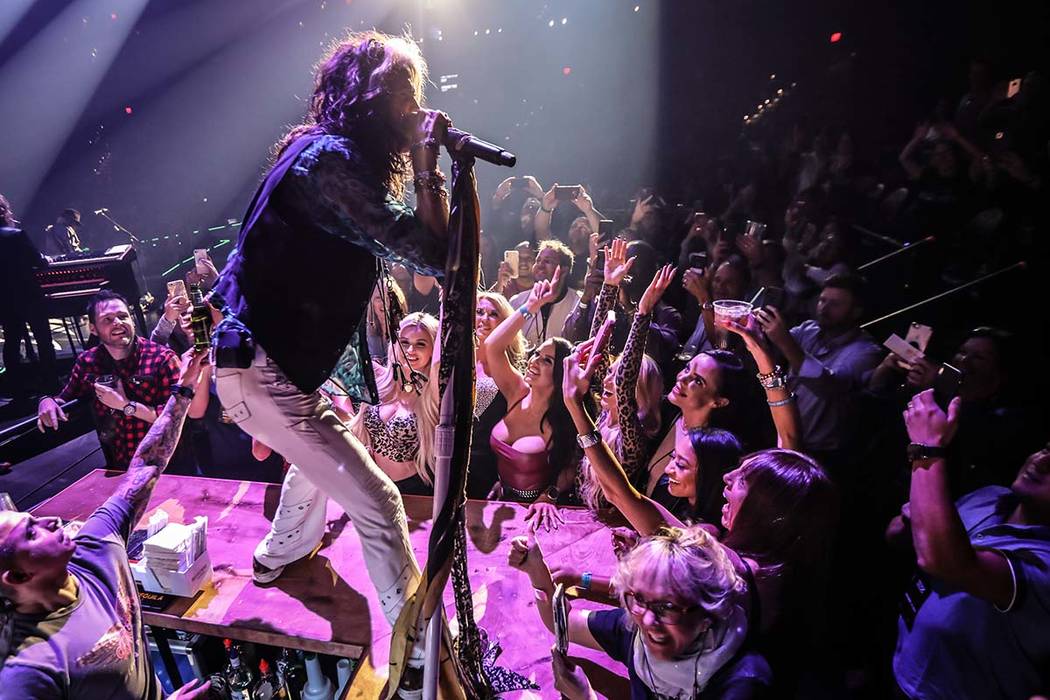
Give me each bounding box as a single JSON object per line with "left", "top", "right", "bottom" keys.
{"left": 624, "top": 591, "right": 700, "bottom": 625}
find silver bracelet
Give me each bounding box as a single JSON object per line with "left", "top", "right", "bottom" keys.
{"left": 767, "top": 393, "right": 795, "bottom": 407}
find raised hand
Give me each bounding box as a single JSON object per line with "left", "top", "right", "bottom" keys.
{"left": 754, "top": 306, "right": 790, "bottom": 347}
{"left": 682, "top": 267, "right": 710, "bottom": 305}
{"left": 630, "top": 194, "right": 656, "bottom": 228}
{"left": 542, "top": 184, "right": 560, "bottom": 213}
{"left": 722, "top": 309, "right": 767, "bottom": 348}
{"left": 527, "top": 266, "right": 563, "bottom": 310}
{"left": 638, "top": 264, "right": 676, "bottom": 315}
{"left": 572, "top": 185, "right": 595, "bottom": 213}
{"left": 903, "top": 389, "right": 960, "bottom": 448}
{"left": 603, "top": 238, "right": 636, "bottom": 287}
{"left": 562, "top": 343, "right": 602, "bottom": 406}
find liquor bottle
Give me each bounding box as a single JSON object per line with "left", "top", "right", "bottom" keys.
{"left": 276, "top": 649, "right": 305, "bottom": 700}
{"left": 188, "top": 282, "right": 213, "bottom": 352}
{"left": 253, "top": 658, "right": 279, "bottom": 700}
{"left": 302, "top": 652, "right": 334, "bottom": 700}
{"left": 224, "top": 639, "right": 255, "bottom": 700}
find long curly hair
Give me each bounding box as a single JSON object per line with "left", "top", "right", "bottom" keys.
{"left": 277, "top": 30, "right": 427, "bottom": 199}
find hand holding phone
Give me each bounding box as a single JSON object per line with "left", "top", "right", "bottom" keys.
{"left": 688, "top": 252, "right": 708, "bottom": 270}
{"left": 554, "top": 185, "right": 582, "bottom": 201}
{"left": 166, "top": 280, "right": 188, "bottom": 299}
{"left": 193, "top": 248, "right": 210, "bottom": 274}
{"left": 504, "top": 250, "right": 520, "bottom": 278}
{"left": 932, "top": 363, "right": 962, "bottom": 412}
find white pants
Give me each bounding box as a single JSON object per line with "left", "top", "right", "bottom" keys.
{"left": 215, "top": 345, "right": 423, "bottom": 655}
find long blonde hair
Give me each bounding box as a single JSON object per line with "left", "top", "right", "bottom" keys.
{"left": 578, "top": 352, "right": 664, "bottom": 511}
{"left": 350, "top": 312, "right": 440, "bottom": 484}
{"left": 477, "top": 291, "right": 526, "bottom": 371}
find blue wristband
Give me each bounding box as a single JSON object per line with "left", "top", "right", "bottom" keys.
{"left": 580, "top": 571, "right": 592, "bottom": 591}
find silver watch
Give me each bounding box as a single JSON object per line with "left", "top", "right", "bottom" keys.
{"left": 576, "top": 430, "right": 601, "bottom": 449}
{"left": 122, "top": 402, "right": 137, "bottom": 417}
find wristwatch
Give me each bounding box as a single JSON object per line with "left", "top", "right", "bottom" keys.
{"left": 907, "top": 443, "right": 947, "bottom": 462}
{"left": 576, "top": 430, "right": 601, "bottom": 449}
{"left": 544, "top": 485, "right": 561, "bottom": 502}
{"left": 173, "top": 385, "right": 196, "bottom": 400}
{"left": 122, "top": 402, "right": 137, "bottom": 417}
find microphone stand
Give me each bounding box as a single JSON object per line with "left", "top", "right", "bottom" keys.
{"left": 95, "top": 209, "right": 150, "bottom": 324}
{"left": 96, "top": 209, "right": 142, "bottom": 244}
{"left": 861, "top": 261, "right": 1026, "bottom": 329}
{"left": 857, "top": 236, "right": 935, "bottom": 271}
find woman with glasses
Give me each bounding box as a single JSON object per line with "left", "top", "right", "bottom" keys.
{"left": 560, "top": 342, "right": 836, "bottom": 693}
{"left": 508, "top": 526, "right": 770, "bottom": 699}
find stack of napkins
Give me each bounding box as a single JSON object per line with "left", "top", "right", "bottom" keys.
{"left": 134, "top": 516, "right": 212, "bottom": 597}
{"left": 143, "top": 516, "right": 208, "bottom": 573}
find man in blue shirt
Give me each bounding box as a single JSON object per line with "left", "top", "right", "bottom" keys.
{"left": 893, "top": 389, "right": 1050, "bottom": 699}
{"left": 758, "top": 273, "right": 882, "bottom": 454}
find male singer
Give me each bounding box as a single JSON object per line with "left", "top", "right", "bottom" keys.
{"left": 209, "top": 31, "right": 451, "bottom": 698}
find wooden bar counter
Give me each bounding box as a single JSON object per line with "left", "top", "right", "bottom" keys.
{"left": 31, "top": 470, "right": 629, "bottom": 698}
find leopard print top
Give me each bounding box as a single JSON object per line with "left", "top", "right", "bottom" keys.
{"left": 363, "top": 403, "right": 420, "bottom": 462}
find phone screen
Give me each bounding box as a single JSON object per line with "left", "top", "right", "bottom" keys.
{"left": 933, "top": 363, "right": 962, "bottom": 412}
{"left": 166, "top": 280, "right": 188, "bottom": 299}
{"left": 905, "top": 323, "right": 933, "bottom": 353}
{"left": 555, "top": 185, "right": 581, "bottom": 201}
{"left": 689, "top": 252, "right": 708, "bottom": 269}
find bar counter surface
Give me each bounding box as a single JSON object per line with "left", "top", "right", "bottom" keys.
{"left": 31, "top": 470, "right": 629, "bottom": 698}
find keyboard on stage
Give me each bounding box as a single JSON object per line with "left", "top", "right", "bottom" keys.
{"left": 35, "top": 245, "right": 141, "bottom": 318}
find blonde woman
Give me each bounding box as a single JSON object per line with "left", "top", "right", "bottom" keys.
{"left": 350, "top": 312, "right": 440, "bottom": 493}
{"left": 469, "top": 291, "right": 527, "bottom": 498}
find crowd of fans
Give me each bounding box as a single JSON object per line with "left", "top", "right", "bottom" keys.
{"left": 13, "top": 57, "right": 1049, "bottom": 699}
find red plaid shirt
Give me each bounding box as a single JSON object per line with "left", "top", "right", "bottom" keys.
{"left": 57, "top": 336, "right": 179, "bottom": 468}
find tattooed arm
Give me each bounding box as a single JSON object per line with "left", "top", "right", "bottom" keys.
{"left": 118, "top": 349, "right": 209, "bottom": 530}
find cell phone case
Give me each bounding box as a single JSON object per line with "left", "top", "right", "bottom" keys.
{"left": 552, "top": 583, "right": 569, "bottom": 654}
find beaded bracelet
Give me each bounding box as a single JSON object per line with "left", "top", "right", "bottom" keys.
{"left": 756, "top": 365, "right": 783, "bottom": 382}
{"left": 767, "top": 393, "right": 795, "bottom": 407}
{"left": 413, "top": 170, "right": 448, "bottom": 197}
{"left": 759, "top": 373, "right": 788, "bottom": 390}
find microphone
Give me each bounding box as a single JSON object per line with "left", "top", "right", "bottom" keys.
{"left": 93, "top": 208, "right": 109, "bottom": 215}
{"left": 444, "top": 128, "right": 516, "bottom": 167}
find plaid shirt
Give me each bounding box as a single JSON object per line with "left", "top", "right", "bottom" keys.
{"left": 57, "top": 336, "right": 179, "bottom": 468}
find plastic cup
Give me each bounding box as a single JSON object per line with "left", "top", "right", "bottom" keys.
{"left": 94, "top": 374, "right": 118, "bottom": 389}
{"left": 712, "top": 300, "right": 753, "bottom": 327}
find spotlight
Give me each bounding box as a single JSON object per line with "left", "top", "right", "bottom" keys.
{"left": 830, "top": 31, "right": 842, "bottom": 43}
{"left": 548, "top": 19, "right": 554, "bottom": 27}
